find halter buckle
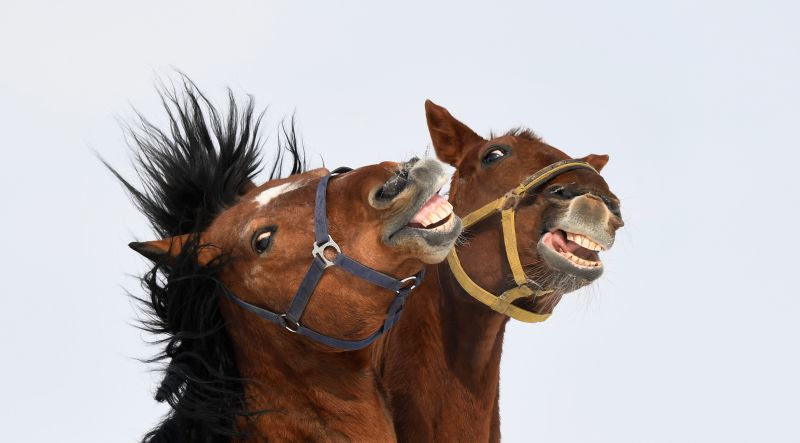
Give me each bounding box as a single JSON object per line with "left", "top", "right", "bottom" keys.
{"left": 502, "top": 191, "right": 522, "bottom": 210}
{"left": 279, "top": 314, "right": 300, "bottom": 333}
{"left": 312, "top": 236, "right": 341, "bottom": 268}
{"left": 397, "top": 275, "right": 418, "bottom": 293}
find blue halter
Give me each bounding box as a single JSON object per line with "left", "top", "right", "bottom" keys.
{"left": 224, "top": 168, "right": 425, "bottom": 351}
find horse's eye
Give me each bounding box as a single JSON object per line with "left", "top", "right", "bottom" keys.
{"left": 548, "top": 186, "right": 566, "bottom": 196}
{"left": 482, "top": 146, "right": 508, "bottom": 165}
{"left": 252, "top": 227, "right": 276, "bottom": 254}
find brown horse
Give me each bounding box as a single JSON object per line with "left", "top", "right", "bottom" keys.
{"left": 111, "top": 84, "right": 461, "bottom": 442}
{"left": 375, "top": 100, "right": 624, "bottom": 442}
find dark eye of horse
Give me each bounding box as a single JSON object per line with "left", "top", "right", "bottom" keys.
{"left": 482, "top": 145, "right": 509, "bottom": 165}
{"left": 252, "top": 227, "right": 277, "bottom": 254}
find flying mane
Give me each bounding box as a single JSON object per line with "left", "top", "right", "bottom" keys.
{"left": 105, "top": 79, "right": 306, "bottom": 442}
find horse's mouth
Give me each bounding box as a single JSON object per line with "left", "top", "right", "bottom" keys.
{"left": 537, "top": 229, "right": 607, "bottom": 280}
{"left": 394, "top": 191, "right": 459, "bottom": 239}
{"left": 378, "top": 158, "right": 462, "bottom": 262}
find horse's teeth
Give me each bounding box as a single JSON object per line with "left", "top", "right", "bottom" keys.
{"left": 433, "top": 215, "right": 454, "bottom": 231}
{"left": 560, "top": 249, "right": 601, "bottom": 268}
{"left": 565, "top": 232, "right": 604, "bottom": 252}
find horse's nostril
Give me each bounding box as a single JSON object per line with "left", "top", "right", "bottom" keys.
{"left": 376, "top": 158, "right": 420, "bottom": 201}
{"left": 377, "top": 169, "right": 409, "bottom": 201}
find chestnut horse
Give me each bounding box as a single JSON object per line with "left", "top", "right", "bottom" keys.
{"left": 375, "top": 101, "right": 624, "bottom": 442}
{"left": 110, "top": 85, "right": 461, "bottom": 442}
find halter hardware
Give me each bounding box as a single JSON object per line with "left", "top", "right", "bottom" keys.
{"left": 224, "top": 168, "right": 424, "bottom": 350}
{"left": 279, "top": 314, "right": 300, "bottom": 333}
{"left": 312, "top": 236, "right": 341, "bottom": 268}
{"left": 446, "top": 159, "right": 599, "bottom": 323}
{"left": 398, "top": 276, "right": 418, "bottom": 293}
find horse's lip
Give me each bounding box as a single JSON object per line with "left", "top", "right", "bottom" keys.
{"left": 537, "top": 232, "right": 605, "bottom": 281}
{"left": 541, "top": 229, "right": 603, "bottom": 268}
{"left": 392, "top": 212, "right": 459, "bottom": 237}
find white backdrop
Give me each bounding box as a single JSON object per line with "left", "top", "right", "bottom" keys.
{"left": 1, "top": 1, "right": 798, "bottom": 441}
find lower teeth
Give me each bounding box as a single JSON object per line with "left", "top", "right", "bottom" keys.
{"left": 562, "top": 252, "right": 600, "bottom": 267}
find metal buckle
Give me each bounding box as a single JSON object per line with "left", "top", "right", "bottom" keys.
{"left": 501, "top": 191, "right": 521, "bottom": 210}
{"left": 280, "top": 314, "right": 300, "bottom": 333}
{"left": 397, "top": 276, "right": 418, "bottom": 293}
{"left": 312, "top": 236, "right": 341, "bottom": 268}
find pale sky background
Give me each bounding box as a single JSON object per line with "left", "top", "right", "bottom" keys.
{"left": 1, "top": 1, "right": 798, "bottom": 441}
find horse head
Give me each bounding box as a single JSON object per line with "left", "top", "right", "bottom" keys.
{"left": 425, "top": 99, "right": 623, "bottom": 315}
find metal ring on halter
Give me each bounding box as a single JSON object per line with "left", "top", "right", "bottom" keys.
{"left": 397, "top": 275, "right": 418, "bottom": 293}
{"left": 311, "top": 235, "right": 341, "bottom": 268}
{"left": 279, "top": 314, "right": 300, "bottom": 333}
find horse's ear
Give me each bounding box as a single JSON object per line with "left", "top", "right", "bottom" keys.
{"left": 582, "top": 154, "right": 609, "bottom": 172}
{"left": 425, "top": 100, "right": 485, "bottom": 166}
{"left": 129, "top": 234, "right": 215, "bottom": 266}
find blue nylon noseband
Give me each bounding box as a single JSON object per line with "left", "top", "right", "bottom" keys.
{"left": 224, "top": 168, "right": 425, "bottom": 351}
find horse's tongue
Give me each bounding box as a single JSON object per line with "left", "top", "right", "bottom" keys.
{"left": 410, "top": 194, "right": 447, "bottom": 225}
{"left": 564, "top": 241, "right": 582, "bottom": 253}
{"left": 550, "top": 230, "right": 582, "bottom": 253}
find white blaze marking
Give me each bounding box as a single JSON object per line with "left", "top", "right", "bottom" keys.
{"left": 253, "top": 182, "right": 304, "bottom": 207}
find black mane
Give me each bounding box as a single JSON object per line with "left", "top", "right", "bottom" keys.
{"left": 105, "top": 79, "right": 306, "bottom": 442}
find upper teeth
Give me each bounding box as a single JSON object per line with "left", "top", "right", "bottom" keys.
{"left": 419, "top": 201, "right": 453, "bottom": 227}
{"left": 566, "top": 232, "right": 604, "bottom": 251}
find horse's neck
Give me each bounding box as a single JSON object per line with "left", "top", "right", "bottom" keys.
{"left": 232, "top": 327, "right": 396, "bottom": 442}
{"left": 377, "top": 264, "right": 507, "bottom": 443}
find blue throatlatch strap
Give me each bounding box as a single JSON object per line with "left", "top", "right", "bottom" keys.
{"left": 224, "top": 168, "right": 424, "bottom": 351}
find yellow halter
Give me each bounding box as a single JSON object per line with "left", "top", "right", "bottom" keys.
{"left": 446, "top": 159, "right": 599, "bottom": 322}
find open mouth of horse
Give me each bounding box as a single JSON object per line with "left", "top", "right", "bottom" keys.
{"left": 376, "top": 158, "right": 462, "bottom": 260}
{"left": 391, "top": 190, "right": 460, "bottom": 249}
{"left": 404, "top": 193, "right": 456, "bottom": 232}
{"left": 537, "top": 228, "right": 608, "bottom": 281}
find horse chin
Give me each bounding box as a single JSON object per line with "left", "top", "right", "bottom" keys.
{"left": 387, "top": 215, "right": 462, "bottom": 264}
